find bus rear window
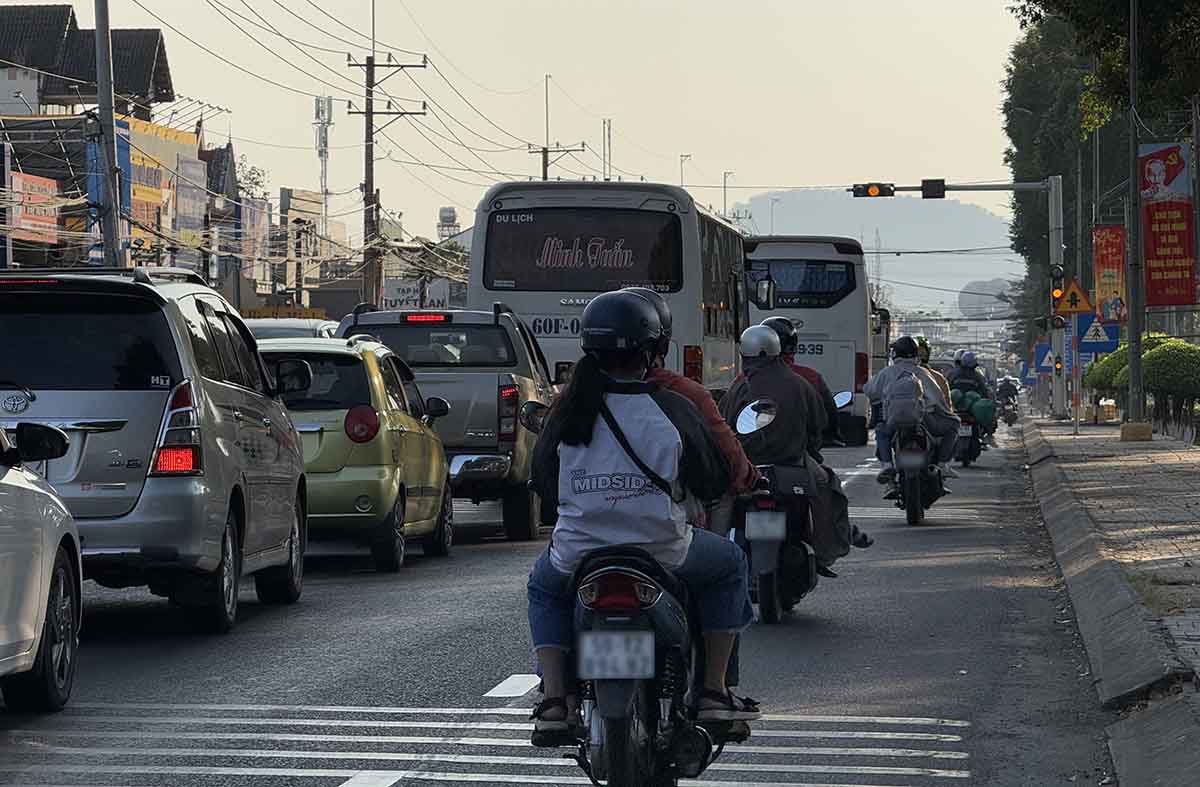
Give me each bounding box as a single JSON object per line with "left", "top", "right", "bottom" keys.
{"left": 483, "top": 207, "right": 683, "bottom": 292}
{"left": 748, "top": 260, "right": 856, "bottom": 308}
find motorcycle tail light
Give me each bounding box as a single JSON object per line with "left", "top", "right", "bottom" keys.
{"left": 634, "top": 582, "right": 662, "bottom": 606}
{"left": 579, "top": 571, "right": 659, "bottom": 610}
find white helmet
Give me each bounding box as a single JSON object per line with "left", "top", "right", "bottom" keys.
{"left": 738, "top": 325, "right": 782, "bottom": 358}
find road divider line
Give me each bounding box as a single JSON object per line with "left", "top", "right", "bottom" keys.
{"left": 484, "top": 674, "right": 541, "bottom": 698}
{"left": 0, "top": 746, "right": 972, "bottom": 779}
{"left": 761, "top": 714, "right": 970, "bottom": 727}
{"left": 4, "top": 727, "right": 966, "bottom": 744}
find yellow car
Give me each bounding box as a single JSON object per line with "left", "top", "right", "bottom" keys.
{"left": 260, "top": 337, "right": 452, "bottom": 571}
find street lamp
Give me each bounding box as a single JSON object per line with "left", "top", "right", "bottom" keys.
{"left": 679, "top": 154, "right": 691, "bottom": 187}
{"left": 722, "top": 170, "right": 734, "bottom": 216}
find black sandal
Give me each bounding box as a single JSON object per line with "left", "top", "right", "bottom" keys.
{"left": 696, "top": 688, "right": 762, "bottom": 721}
{"left": 531, "top": 697, "right": 582, "bottom": 748}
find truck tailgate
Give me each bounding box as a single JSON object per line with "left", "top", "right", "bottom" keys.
{"left": 412, "top": 371, "right": 502, "bottom": 450}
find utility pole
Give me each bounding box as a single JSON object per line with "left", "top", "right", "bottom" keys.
{"left": 314, "top": 96, "right": 334, "bottom": 244}
{"left": 1048, "top": 175, "right": 1069, "bottom": 419}
{"left": 1076, "top": 144, "right": 1085, "bottom": 285}
{"left": 348, "top": 50, "right": 426, "bottom": 304}
{"left": 529, "top": 73, "right": 584, "bottom": 180}
{"left": 1126, "top": 0, "right": 1146, "bottom": 423}
{"left": 679, "top": 154, "right": 691, "bottom": 187}
{"left": 770, "top": 196, "right": 782, "bottom": 234}
{"left": 723, "top": 171, "right": 735, "bottom": 216}
{"left": 93, "top": 0, "right": 124, "bottom": 267}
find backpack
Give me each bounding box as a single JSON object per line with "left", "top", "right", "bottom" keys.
{"left": 885, "top": 370, "right": 925, "bottom": 427}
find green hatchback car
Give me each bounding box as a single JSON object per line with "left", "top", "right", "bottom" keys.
{"left": 260, "top": 337, "right": 453, "bottom": 571}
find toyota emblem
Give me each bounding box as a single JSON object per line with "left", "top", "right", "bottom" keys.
{"left": 2, "top": 394, "right": 30, "bottom": 414}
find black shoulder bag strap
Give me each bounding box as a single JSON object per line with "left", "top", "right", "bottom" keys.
{"left": 599, "top": 402, "right": 682, "bottom": 502}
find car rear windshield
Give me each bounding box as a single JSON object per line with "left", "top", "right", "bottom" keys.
{"left": 370, "top": 324, "right": 517, "bottom": 368}
{"left": 261, "top": 352, "right": 372, "bottom": 411}
{"left": 0, "top": 292, "right": 182, "bottom": 390}
{"left": 483, "top": 207, "right": 683, "bottom": 292}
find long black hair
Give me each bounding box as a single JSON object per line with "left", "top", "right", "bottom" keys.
{"left": 556, "top": 348, "right": 648, "bottom": 446}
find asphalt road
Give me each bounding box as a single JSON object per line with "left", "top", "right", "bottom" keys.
{"left": 1, "top": 426, "right": 1115, "bottom": 786}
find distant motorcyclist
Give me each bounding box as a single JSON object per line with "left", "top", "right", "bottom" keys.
{"left": 761, "top": 316, "right": 843, "bottom": 447}
{"left": 997, "top": 376, "right": 1019, "bottom": 403}
{"left": 949, "top": 352, "right": 996, "bottom": 445}
{"left": 721, "top": 327, "right": 860, "bottom": 578}
{"left": 915, "top": 336, "right": 952, "bottom": 403}
{"left": 864, "top": 336, "right": 962, "bottom": 483}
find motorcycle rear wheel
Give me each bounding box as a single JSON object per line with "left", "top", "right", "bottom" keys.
{"left": 601, "top": 684, "right": 656, "bottom": 786}
{"left": 758, "top": 571, "right": 783, "bottom": 624}
{"left": 904, "top": 474, "right": 924, "bottom": 525}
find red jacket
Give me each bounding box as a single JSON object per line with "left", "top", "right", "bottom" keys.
{"left": 647, "top": 368, "right": 758, "bottom": 494}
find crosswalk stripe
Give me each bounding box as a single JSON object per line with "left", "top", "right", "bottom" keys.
{"left": 483, "top": 674, "right": 541, "bottom": 698}
{"left": 4, "top": 726, "right": 966, "bottom": 745}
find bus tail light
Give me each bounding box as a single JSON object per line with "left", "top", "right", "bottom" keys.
{"left": 498, "top": 383, "right": 519, "bottom": 443}
{"left": 683, "top": 345, "right": 703, "bottom": 383}
{"left": 855, "top": 352, "right": 869, "bottom": 393}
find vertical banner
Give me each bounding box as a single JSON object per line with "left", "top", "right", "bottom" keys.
{"left": 1139, "top": 142, "right": 1196, "bottom": 306}
{"left": 242, "top": 198, "right": 270, "bottom": 280}
{"left": 1, "top": 143, "right": 11, "bottom": 269}
{"left": 174, "top": 155, "right": 207, "bottom": 270}
{"left": 1092, "top": 224, "right": 1127, "bottom": 322}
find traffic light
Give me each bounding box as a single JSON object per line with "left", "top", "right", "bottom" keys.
{"left": 1050, "top": 265, "right": 1065, "bottom": 310}
{"left": 852, "top": 182, "right": 895, "bottom": 198}
{"left": 1054, "top": 355, "right": 1064, "bottom": 376}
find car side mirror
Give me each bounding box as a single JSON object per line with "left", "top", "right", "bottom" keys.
{"left": 16, "top": 422, "right": 70, "bottom": 462}
{"left": 425, "top": 396, "right": 450, "bottom": 420}
{"left": 520, "top": 401, "right": 550, "bottom": 434}
{"left": 754, "top": 278, "right": 776, "bottom": 310}
{"left": 275, "top": 359, "right": 313, "bottom": 395}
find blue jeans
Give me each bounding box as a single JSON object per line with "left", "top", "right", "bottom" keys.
{"left": 527, "top": 528, "right": 755, "bottom": 652}
{"left": 877, "top": 417, "right": 959, "bottom": 466}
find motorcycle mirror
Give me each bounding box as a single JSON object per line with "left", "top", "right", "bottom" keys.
{"left": 519, "top": 401, "right": 550, "bottom": 434}
{"left": 735, "top": 398, "right": 778, "bottom": 435}
{"left": 833, "top": 391, "right": 854, "bottom": 409}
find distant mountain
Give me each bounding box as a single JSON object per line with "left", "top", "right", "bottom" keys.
{"left": 734, "top": 190, "right": 1015, "bottom": 314}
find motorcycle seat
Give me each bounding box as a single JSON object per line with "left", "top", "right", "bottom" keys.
{"left": 570, "top": 545, "right": 688, "bottom": 605}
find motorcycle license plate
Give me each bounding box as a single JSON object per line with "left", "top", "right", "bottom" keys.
{"left": 577, "top": 631, "right": 655, "bottom": 680}
{"left": 958, "top": 426, "right": 973, "bottom": 437}
{"left": 898, "top": 452, "right": 926, "bottom": 469}
{"left": 745, "top": 510, "right": 787, "bottom": 540}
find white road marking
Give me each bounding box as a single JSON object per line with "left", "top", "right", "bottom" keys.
{"left": 762, "top": 713, "right": 971, "bottom": 727}
{"left": 5, "top": 726, "right": 966, "bottom": 744}
{"left": 484, "top": 673, "right": 541, "bottom": 698}
{"left": 338, "top": 774, "right": 405, "bottom": 787}
{"left": 849, "top": 507, "right": 982, "bottom": 520}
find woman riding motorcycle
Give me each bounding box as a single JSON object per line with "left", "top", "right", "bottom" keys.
{"left": 526, "top": 290, "right": 760, "bottom": 745}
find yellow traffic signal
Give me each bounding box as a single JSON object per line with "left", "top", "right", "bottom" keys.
{"left": 1054, "top": 355, "right": 1064, "bottom": 376}
{"left": 867, "top": 184, "right": 881, "bottom": 197}
{"left": 1050, "top": 265, "right": 1065, "bottom": 310}
{"left": 1052, "top": 286, "right": 1064, "bottom": 299}
{"left": 852, "top": 182, "right": 896, "bottom": 198}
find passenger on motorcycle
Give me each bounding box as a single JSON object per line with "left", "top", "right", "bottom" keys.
{"left": 949, "top": 351, "right": 996, "bottom": 445}
{"left": 720, "top": 326, "right": 859, "bottom": 577}
{"left": 761, "top": 316, "right": 844, "bottom": 447}
{"left": 526, "top": 290, "right": 760, "bottom": 743}
{"left": 864, "top": 336, "right": 962, "bottom": 483}
{"left": 625, "top": 287, "right": 758, "bottom": 497}
{"left": 915, "top": 336, "right": 952, "bottom": 404}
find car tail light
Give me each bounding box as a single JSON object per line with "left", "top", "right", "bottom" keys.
{"left": 684, "top": 345, "right": 703, "bottom": 383}
{"left": 578, "top": 571, "right": 662, "bottom": 610}
{"left": 404, "top": 313, "right": 448, "bottom": 322}
{"left": 498, "top": 383, "right": 519, "bottom": 442}
{"left": 151, "top": 380, "right": 202, "bottom": 476}
{"left": 855, "top": 352, "right": 869, "bottom": 393}
{"left": 0, "top": 278, "right": 60, "bottom": 285}
{"left": 344, "top": 405, "right": 381, "bottom": 443}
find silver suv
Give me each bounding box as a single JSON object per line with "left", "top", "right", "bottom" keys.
{"left": 0, "top": 268, "right": 311, "bottom": 633}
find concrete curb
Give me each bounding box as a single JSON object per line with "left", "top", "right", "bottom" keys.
{"left": 1019, "top": 418, "right": 1191, "bottom": 708}
{"left": 1020, "top": 418, "right": 1200, "bottom": 787}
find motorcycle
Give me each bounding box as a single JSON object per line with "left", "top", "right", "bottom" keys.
{"left": 890, "top": 423, "right": 946, "bottom": 525}
{"left": 954, "top": 412, "right": 982, "bottom": 467}
{"left": 1000, "top": 398, "right": 1018, "bottom": 426}
{"left": 518, "top": 401, "right": 750, "bottom": 786}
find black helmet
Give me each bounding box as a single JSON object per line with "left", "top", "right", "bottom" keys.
{"left": 580, "top": 290, "right": 664, "bottom": 354}
{"left": 623, "top": 287, "right": 672, "bottom": 356}
{"left": 892, "top": 336, "right": 919, "bottom": 359}
{"left": 761, "top": 316, "right": 798, "bottom": 355}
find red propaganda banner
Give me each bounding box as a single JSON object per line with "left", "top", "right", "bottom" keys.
{"left": 1139, "top": 143, "right": 1196, "bottom": 306}
{"left": 1092, "top": 224, "right": 1127, "bottom": 323}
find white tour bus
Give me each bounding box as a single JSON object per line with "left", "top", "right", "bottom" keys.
{"left": 745, "top": 235, "right": 872, "bottom": 444}
{"left": 468, "top": 181, "right": 769, "bottom": 395}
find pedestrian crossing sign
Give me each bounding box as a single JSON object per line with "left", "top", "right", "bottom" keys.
{"left": 1054, "top": 278, "right": 1093, "bottom": 315}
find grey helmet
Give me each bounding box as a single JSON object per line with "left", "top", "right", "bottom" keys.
{"left": 738, "top": 325, "right": 782, "bottom": 358}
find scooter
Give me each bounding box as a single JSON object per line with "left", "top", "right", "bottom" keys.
{"left": 518, "top": 402, "right": 750, "bottom": 786}
{"left": 890, "top": 424, "right": 947, "bottom": 525}
{"left": 954, "top": 413, "right": 983, "bottom": 467}
{"left": 1000, "top": 399, "right": 1019, "bottom": 426}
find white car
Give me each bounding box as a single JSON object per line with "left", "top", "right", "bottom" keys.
{"left": 0, "top": 422, "right": 81, "bottom": 712}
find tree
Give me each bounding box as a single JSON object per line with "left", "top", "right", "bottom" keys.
{"left": 1014, "top": 1, "right": 1200, "bottom": 125}
{"left": 237, "top": 155, "right": 271, "bottom": 201}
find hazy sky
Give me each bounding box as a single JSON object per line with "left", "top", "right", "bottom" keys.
{"left": 61, "top": 0, "right": 1022, "bottom": 241}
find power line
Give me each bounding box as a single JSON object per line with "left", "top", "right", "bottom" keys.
{"left": 302, "top": 0, "right": 423, "bottom": 56}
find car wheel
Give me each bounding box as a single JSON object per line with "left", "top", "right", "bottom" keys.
{"left": 2, "top": 545, "right": 79, "bottom": 712}
{"left": 255, "top": 495, "right": 306, "bottom": 604}
{"left": 503, "top": 486, "right": 541, "bottom": 542}
{"left": 423, "top": 481, "right": 454, "bottom": 557}
{"left": 203, "top": 513, "right": 241, "bottom": 633}
{"left": 371, "top": 493, "right": 407, "bottom": 572}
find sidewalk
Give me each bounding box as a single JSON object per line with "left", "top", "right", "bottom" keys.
{"left": 1024, "top": 420, "right": 1200, "bottom": 787}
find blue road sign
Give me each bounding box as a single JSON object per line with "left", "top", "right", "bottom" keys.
{"left": 1076, "top": 313, "right": 1120, "bottom": 353}
{"left": 1020, "top": 361, "right": 1036, "bottom": 385}
{"left": 1064, "top": 319, "right": 1074, "bottom": 373}
{"left": 1034, "top": 342, "right": 1054, "bottom": 373}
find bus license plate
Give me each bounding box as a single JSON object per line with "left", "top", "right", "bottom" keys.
{"left": 958, "top": 425, "right": 973, "bottom": 437}
{"left": 745, "top": 510, "right": 787, "bottom": 540}
{"left": 577, "top": 631, "right": 655, "bottom": 680}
